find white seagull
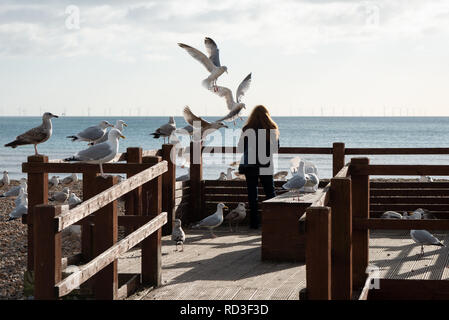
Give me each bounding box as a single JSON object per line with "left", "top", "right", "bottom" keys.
{"left": 67, "top": 120, "right": 113, "bottom": 144}
{"left": 0, "top": 180, "right": 27, "bottom": 198}
{"left": 8, "top": 197, "right": 28, "bottom": 221}
{"left": 410, "top": 229, "right": 445, "bottom": 255}
{"left": 183, "top": 106, "right": 228, "bottom": 140}
{"left": 5, "top": 112, "right": 58, "bottom": 155}
{"left": 90, "top": 120, "right": 128, "bottom": 145}
{"left": 192, "top": 203, "right": 228, "bottom": 238}
{"left": 213, "top": 73, "right": 252, "bottom": 124}
{"left": 48, "top": 175, "right": 60, "bottom": 189}
{"left": 171, "top": 219, "right": 186, "bottom": 252}
{"left": 64, "top": 128, "right": 125, "bottom": 177}
{"left": 178, "top": 37, "right": 228, "bottom": 91}
{"left": 68, "top": 192, "right": 82, "bottom": 207}
{"left": 61, "top": 173, "right": 78, "bottom": 185}
{"left": 150, "top": 116, "right": 176, "bottom": 144}
{"left": 380, "top": 211, "right": 404, "bottom": 219}
{"left": 0, "top": 171, "right": 10, "bottom": 187}
{"left": 49, "top": 187, "right": 70, "bottom": 203}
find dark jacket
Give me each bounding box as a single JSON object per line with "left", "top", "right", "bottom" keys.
{"left": 238, "top": 128, "right": 279, "bottom": 176}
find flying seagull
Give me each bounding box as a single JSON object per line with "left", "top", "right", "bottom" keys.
{"left": 5, "top": 112, "right": 58, "bottom": 155}
{"left": 213, "top": 73, "right": 252, "bottom": 124}
{"left": 183, "top": 106, "right": 228, "bottom": 140}
{"left": 178, "top": 37, "right": 228, "bottom": 91}
{"left": 67, "top": 120, "right": 113, "bottom": 144}
{"left": 64, "top": 128, "right": 125, "bottom": 177}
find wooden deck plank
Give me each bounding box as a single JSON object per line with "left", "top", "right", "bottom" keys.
{"left": 123, "top": 229, "right": 449, "bottom": 300}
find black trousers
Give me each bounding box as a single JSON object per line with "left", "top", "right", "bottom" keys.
{"left": 244, "top": 173, "right": 276, "bottom": 229}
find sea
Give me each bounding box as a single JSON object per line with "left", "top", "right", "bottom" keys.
{"left": 2, "top": 116, "right": 449, "bottom": 180}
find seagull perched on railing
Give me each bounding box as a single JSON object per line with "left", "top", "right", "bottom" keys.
{"left": 67, "top": 120, "right": 113, "bottom": 144}
{"left": 5, "top": 112, "right": 58, "bottom": 155}
{"left": 178, "top": 37, "right": 228, "bottom": 91}
{"left": 64, "top": 128, "right": 125, "bottom": 177}
{"left": 192, "top": 203, "right": 228, "bottom": 238}
{"left": 90, "top": 120, "right": 127, "bottom": 145}
{"left": 150, "top": 116, "right": 176, "bottom": 144}
{"left": 410, "top": 229, "right": 445, "bottom": 255}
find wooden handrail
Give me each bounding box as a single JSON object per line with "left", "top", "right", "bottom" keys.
{"left": 55, "top": 212, "right": 167, "bottom": 298}
{"left": 22, "top": 162, "right": 161, "bottom": 174}
{"left": 351, "top": 164, "right": 449, "bottom": 176}
{"left": 47, "top": 149, "right": 160, "bottom": 164}
{"left": 54, "top": 161, "right": 168, "bottom": 232}
{"left": 353, "top": 217, "right": 449, "bottom": 230}
{"left": 346, "top": 147, "right": 449, "bottom": 155}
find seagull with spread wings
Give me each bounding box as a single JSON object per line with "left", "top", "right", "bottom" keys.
{"left": 183, "top": 106, "right": 228, "bottom": 140}
{"left": 178, "top": 37, "right": 228, "bottom": 91}
{"left": 213, "top": 73, "right": 252, "bottom": 124}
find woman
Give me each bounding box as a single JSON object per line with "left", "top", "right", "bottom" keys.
{"left": 238, "top": 105, "right": 279, "bottom": 229}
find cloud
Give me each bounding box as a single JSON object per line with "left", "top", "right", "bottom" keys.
{"left": 0, "top": 0, "right": 449, "bottom": 60}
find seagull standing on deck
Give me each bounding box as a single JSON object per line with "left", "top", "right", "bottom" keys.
{"left": 64, "top": 128, "right": 125, "bottom": 177}
{"left": 192, "top": 203, "right": 228, "bottom": 238}
{"left": 171, "top": 219, "right": 186, "bottom": 252}
{"left": 224, "top": 202, "right": 246, "bottom": 232}
{"left": 178, "top": 37, "right": 228, "bottom": 91}
{"left": 5, "top": 112, "right": 58, "bottom": 155}
{"left": 67, "top": 120, "right": 113, "bottom": 144}
{"left": 410, "top": 229, "right": 445, "bottom": 255}
{"left": 150, "top": 117, "right": 176, "bottom": 144}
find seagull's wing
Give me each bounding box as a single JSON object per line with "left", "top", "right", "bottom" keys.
{"left": 198, "top": 213, "right": 221, "bottom": 227}
{"left": 158, "top": 122, "right": 176, "bottom": 135}
{"left": 216, "top": 105, "right": 244, "bottom": 122}
{"left": 74, "top": 142, "right": 113, "bottom": 161}
{"left": 183, "top": 106, "right": 211, "bottom": 127}
{"left": 236, "top": 73, "right": 252, "bottom": 103}
{"left": 225, "top": 210, "right": 239, "bottom": 221}
{"left": 178, "top": 43, "right": 215, "bottom": 72}
{"left": 412, "top": 230, "right": 442, "bottom": 245}
{"left": 77, "top": 125, "right": 104, "bottom": 141}
{"left": 212, "top": 86, "right": 235, "bottom": 110}
{"left": 15, "top": 125, "right": 48, "bottom": 144}
{"left": 204, "top": 37, "right": 221, "bottom": 67}
{"left": 283, "top": 174, "right": 306, "bottom": 190}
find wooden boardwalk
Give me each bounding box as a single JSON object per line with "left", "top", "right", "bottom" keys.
{"left": 122, "top": 228, "right": 449, "bottom": 300}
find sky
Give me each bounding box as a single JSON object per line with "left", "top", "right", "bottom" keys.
{"left": 0, "top": 0, "right": 449, "bottom": 117}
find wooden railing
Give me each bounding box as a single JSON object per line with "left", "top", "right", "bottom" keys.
{"left": 22, "top": 146, "right": 177, "bottom": 299}
{"left": 304, "top": 157, "right": 449, "bottom": 300}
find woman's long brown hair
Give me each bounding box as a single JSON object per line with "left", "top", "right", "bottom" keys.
{"left": 242, "top": 105, "right": 279, "bottom": 139}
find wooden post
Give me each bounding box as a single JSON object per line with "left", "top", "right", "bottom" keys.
{"left": 161, "top": 144, "right": 176, "bottom": 236}
{"left": 333, "top": 142, "right": 345, "bottom": 177}
{"left": 81, "top": 171, "right": 97, "bottom": 261}
{"left": 93, "top": 176, "right": 118, "bottom": 300}
{"left": 125, "top": 147, "right": 143, "bottom": 235}
{"left": 34, "top": 205, "right": 62, "bottom": 300}
{"left": 141, "top": 157, "right": 162, "bottom": 287}
{"left": 25, "top": 155, "right": 48, "bottom": 273}
{"left": 330, "top": 177, "right": 352, "bottom": 300}
{"left": 306, "top": 206, "right": 331, "bottom": 300}
{"left": 189, "top": 140, "right": 203, "bottom": 224}
{"left": 351, "top": 157, "right": 370, "bottom": 290}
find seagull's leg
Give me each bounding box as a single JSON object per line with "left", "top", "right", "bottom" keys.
{"left": 421, "top": 245, "right": 424, "bottom": 255}
{"left": 180, "top": 242, "right": 184, "bottom": 252}
{"left": 229, "top": 221, "right": 233, "bottom": 232}
{"left": 99, "top": 163, "right": 107, "bottom": 178}
{"left": 34, "top": 144, "right": 38, "bottom": 156}
{"left": 210, "top": 229, "right": 217, "bottom": 238}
